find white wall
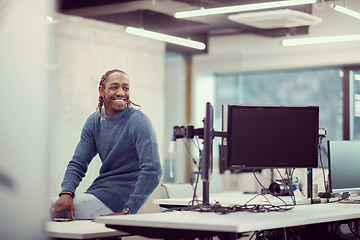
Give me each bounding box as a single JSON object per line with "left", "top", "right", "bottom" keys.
{"left": 0, "top": 0, "right": 52, "bottom": 239}
{"left": 48, "top": 14, "right": 166, "bottom": 213}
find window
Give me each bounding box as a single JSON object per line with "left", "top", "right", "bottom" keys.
{"left": 348, "top": 69, "right": 360, "bottom": 140}
{"left": 214, "top": 68, "right": 343, "bottom": 140}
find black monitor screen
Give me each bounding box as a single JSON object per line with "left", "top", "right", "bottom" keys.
{"left": 225, "top": 105, "right": 319, "bottom": 169}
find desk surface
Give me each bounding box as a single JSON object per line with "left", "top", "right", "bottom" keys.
{"left": 45, "top": 220, "right": 129, "bottom": 239}
{"left": 95, "top": 203, "right": 360, "bottom": 234}
{"left": 153, "top": 191, "right": 314, "bottom": 207}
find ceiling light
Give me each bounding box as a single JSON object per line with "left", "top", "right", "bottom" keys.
{"left": 174, "top": 0, "right": 317, "bottom": 18}
{"left": 331, "top": 4, "right": 360, "bottom": 20}
{"left": 228, "top": 9, "right": 322, "bottom": 29}
{"left": 282, "top": 34, "right": 360, "bottom": 46}
{"left": 125, "top": 27, "right": 206, "bottom": 50}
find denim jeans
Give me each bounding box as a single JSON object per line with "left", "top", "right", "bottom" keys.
{"left": 56, "top": 193, "right": 113, "bottom": 219}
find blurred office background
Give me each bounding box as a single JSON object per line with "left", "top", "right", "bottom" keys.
{"left": 1, "top": 0, "right": 360, "bottom": 239}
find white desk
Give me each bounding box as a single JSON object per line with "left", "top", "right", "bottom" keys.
{"left": 96, "top": 203, "right": 360, "bottom": 240}
{"left": 45, "top": 220, "right": 129, "bottom": 239}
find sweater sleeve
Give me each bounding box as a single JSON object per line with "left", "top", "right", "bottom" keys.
{"left": 125, "top": 113, "right": 162, "bottom": 213}
{"left": 60, "top": 115, "right": 98, "bottom": 194}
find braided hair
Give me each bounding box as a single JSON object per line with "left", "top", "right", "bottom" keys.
{"left": 96, "top": 69, "right": 141, "bottom": 121}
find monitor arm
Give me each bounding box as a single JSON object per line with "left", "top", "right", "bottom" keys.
{"left": 173, "top": 125, "right": 226, "bottom": 139}
{"left": 172, "top": 125, "right": 227, "bottom": 204}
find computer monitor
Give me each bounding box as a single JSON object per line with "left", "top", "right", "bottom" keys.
{"left": 328, "top": 140, "right": 360, "bottom": 194}
{"left": 223, "top": 104, "right": 319, "bottom": 169}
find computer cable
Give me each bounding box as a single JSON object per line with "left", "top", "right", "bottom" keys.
{"left": 180, "top": 193, "right": 294, "bottom": 214}
{"left": 253, "top": 231, "right": 268, "bottom": 240}
{"left": 259, "top": 226, "right": 304, "bottom": 240}
{"left": 181, "top": 136, "right": 202, "bottom": 204}
{"left": 348, "top": 221, "right": 360, "bottom": 239}
{"left": 254, "top": 169, "right": 301, "bottom": 208}
{"left": 185, "top": 201, "right": 294, "bottom": 214}
{"left": 288, "top": 226, "right": 303, "bottom": 240}
{"left": 191, "top": 171, "right": 200, "bottom": 205}
{"left": 287, "top": 168, "right": 296, "bottom": 205}
{"left": 254, "top": 169, "right": 298, "bottom": 206}
{"left": 329, "top": 223, "right": 340, "bottom": 239}
{"left": 244, "top": 193, "right": 294, "bottom": 211}
{"left": 274, "top": 168, "right": 296, "bottom": 205}
{"left": 252, "top": 170, "right": 268, "bottom": 190}
{"left": 248, "top": 231, "right": 257, "bottom": 240}
{"left": 192, "top": 137, "right": 201, "bottom": 153}
{"left": 181, "top": 137, "right": 201, "bottom": 169}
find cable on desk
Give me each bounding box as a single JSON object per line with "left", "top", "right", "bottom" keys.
{"left": 253, "top": 169, "right": 299, "bottom": 208}
{"left": 275, "top": 168, "right": 296, "bottom": 205}
{"left": 173, "top": 134, "right": 295, "bottom": 215}
{"left": 177, "top": 194, "right": 294, "bottom": 214}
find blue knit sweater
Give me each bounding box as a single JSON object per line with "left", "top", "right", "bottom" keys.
{"left": 61, "top": 107, "right": 162, "bottom": 213}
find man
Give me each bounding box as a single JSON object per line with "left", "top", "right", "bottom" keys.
{"left": 52, "top": 69, "right": 162, "bottom": 219}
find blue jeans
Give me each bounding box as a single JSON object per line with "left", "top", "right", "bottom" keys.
{"left": 56, "top": 193, "right": 113, "bottom": 219}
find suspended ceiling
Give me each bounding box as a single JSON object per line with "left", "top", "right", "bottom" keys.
{"left": 58, "top": 0, "right": 329, "bottom": 55}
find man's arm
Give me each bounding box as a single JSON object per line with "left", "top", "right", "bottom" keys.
{"left": 52, "top": 115, "right": 97, "bottom": 219}
{"left": 60, "top": 115, "right": 97, "bottom": 195}
{"left": 124, "top": 113, "right": 162, "bottom": 213}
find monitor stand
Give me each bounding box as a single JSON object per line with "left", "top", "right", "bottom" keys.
{"left": 307, "top": 168, "right": 314, "bottom": 203}
{"left": 203, "top": 181, "right": 209, "bottom": 204}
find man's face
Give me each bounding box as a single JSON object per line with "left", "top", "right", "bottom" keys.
{"left": 99, "top": 72, "right": 130, "bottom": 116}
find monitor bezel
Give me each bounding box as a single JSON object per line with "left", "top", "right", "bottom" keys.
{"left": 327, "top": 140, "right": 360, "bottom": 194}
{"left": 200, "top": 102, "right": 214, "bottom": 182}
{"left": 225, "top": 104, "right": 319, "bottom": 169}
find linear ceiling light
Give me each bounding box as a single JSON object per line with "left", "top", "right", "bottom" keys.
{"left": 125, "top": 27, "right": 206, "bottom": 50}
{"left": 282, "top": 34, "right": 360, "bottom": 46}
{"left": 332, "top": 4, "right": 360, "bottom": 20}
{"left": 175, "top": 0, "right": 317, "bottom": 18}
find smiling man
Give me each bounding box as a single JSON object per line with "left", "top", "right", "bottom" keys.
{"left": 51, "top": 69, "right": 162, "bottom": 220}
{"left": 99, "top": 70, "right": 131, "bottom": 118}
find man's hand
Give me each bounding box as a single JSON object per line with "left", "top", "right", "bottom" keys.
{"left": 51, "top": 192, "right": 75, "bottom": 220}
